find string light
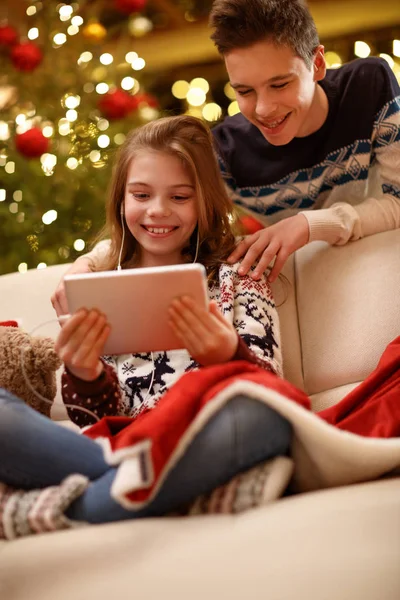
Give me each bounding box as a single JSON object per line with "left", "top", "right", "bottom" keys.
{"left": 66, "top": 109, "right": 78, "bottom": 122}
{"left": 13, "top": 190, "right": 23, "bottom": 202}
{"left": 97, "top": 134, "right": 110, "bottom": 148}
{"left": 40, "top": 154, "right": 57, "bottom": 176}
{"left": 42, "top": 125, "right": 54, "bottom": 138}
{"left": 354, "top": 41, "right": 371, "bottom": 58}
{"left": 190, "top": 78, "right": 209, "bottom": 93}
{"left": 71, "top": 16, "right": 83, "bottom": 27}
{"left": 97, "top": 119, "right": 109, "bottom": 131}
{"left": 172, "top": 80, "right": 190, "bottom": 99}
{"left": 125, "top": 51, "right": 138, "bottom": 63}
{"left": 9, "top": 203, "right": 18, "bottom": 214}
{"left": 5, "top": 162, "right": 15, "bottom": 174}
{"left": 100, "top": 53, "right": 113, "bottom": 65}
{"left": 0, "top": 122, "right": 10, "bottom": 141}
{"left": 224, "top": 83, "right": 236, "bottom": 100}
{"left": 114, "top": 133, "right": 126, "bottom": 145}
{"left": 129, "top": 16, "right": 153, "bottom": 37}
{"left": 28, "top": 27, "right": 39, "bottom": 40}
{"left": 121, "top": 76, "right": 135, "bottom": 90}
{"left": 58, "top": 118, "right": 71, "bottom": 136}
{"left": 64, "top": 95, "right": 81, "bottom": 109}
{"left": 15, "top": 114, "right": 27, "bottom": 126}
{"left": 67, "top": 25, "right": 79, "bottom": 36}
{"left": 394, "top": 40, "right": 400, "bottom": 58}
{"left": 18, "top": 263, "right": 28, "bottom": 274}
{"left": 74, "top": 239, "right": 85, "bottom": 251}
{"left": 42, "top": 209, "right": 57, "bottom": 224}
{"left": 37, "top": 263, "right": 47, "bottom": 269}
{"left": 131, "top": 57, "right": 145, "bottom": 70}
{"left": 59, "top": 5, "right": 73, "bottom": 20}
{"left": 66, "top": 157, "right": 79, "bottom": 169}
{"left": 89, "top": 150, "right": 101, "bottom": 162}
{"left": 186, "top": 88, "right": 206, "bottom": 107}
{"left": 202, "top": 103, "right": 222, "bottom": 122}
{"left": 96, "top": 83, "right": 109, "bottom": 94}
{"left": 0, "top": 189, "right": 5, "bottom": 202}
{"left": 53, "top": 33, "right": 67, "bottom": 46}
{"left": 325, "top": 51, "right": 342, "bottom": 69}
{"left": 228, "top": 101, "right": 240, "bottom": 116}
{"left": 78, "top": 51, "right": 93, "bottom": 65}
{"left": 26, "top": 6, "right": 37, "bottom": 16}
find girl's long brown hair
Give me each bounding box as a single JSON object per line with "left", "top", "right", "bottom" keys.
{"left": 95, "top": 115, "right": 238, "bottom": 283}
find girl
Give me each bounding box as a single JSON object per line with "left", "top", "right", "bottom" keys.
{"left": 0, "top": 116, "right": 292, "bottom": 539}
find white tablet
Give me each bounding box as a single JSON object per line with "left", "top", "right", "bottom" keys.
{"left": 64, "top": 263, "right": 209, "bottom": 355}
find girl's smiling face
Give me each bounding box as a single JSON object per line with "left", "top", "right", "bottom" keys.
{"left": 124, "top": 150, "right": 198, "bottom": 268}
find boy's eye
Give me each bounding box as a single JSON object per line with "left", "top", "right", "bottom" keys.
{"left": 237, "top": 89, "right": 252, "bottom": 96}
{"left": 271, "top": 82, "right": 289, "bottom": 90}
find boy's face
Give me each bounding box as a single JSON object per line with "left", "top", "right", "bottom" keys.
{"left": 224, "top": 40, "right": 327, "bottom": 145}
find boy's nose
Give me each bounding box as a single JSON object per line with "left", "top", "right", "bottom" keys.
{"left": 255, "top": 95, "right": 277, "bottom": 120}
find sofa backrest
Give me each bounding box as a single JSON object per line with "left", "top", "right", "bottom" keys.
{"left": 1, "top": 229, "right": 399, "bottom": 416}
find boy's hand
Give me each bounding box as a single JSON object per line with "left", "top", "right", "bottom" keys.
{"left": 55, "top": 308, "right": 110, "bottom": 381}
{"left": 51, "top": 258, "right": 93, "bottom": 317}
{"left": 168, "top": 297, "right": 238, "bottom": 366}
{"left": 227, "top": 214, "right": 310, "bottom": 282}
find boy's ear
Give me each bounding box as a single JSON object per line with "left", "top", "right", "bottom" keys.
{"left": 313, "top": 45, "right": 326, "bottom": 81}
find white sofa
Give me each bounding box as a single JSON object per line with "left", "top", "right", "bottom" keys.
{"left": 0, "top": 230, "right": 399, "bottom": 600}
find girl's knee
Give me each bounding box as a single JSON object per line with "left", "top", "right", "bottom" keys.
{"left": 228, "top": 394, "right": 292, "bottom": 460}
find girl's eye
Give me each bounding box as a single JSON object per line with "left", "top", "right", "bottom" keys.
{"left": 271, "top": 82, "right": 289, "bottom": 90}
{"left": 172, "top": 196, "right": 189, "bottom": 202}
{"left": 132, "top": 192, "right": 149, "bottom": 200}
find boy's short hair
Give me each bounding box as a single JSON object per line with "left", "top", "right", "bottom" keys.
{"left": 209, "top": 0, "right": 319, "bottom": 68}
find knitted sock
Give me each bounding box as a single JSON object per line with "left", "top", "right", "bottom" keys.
{"left": 0, "top": 474, "right": 89, "bottom": 540}
{"left": 181, "top": 456, "right": 294, "bottom": 516}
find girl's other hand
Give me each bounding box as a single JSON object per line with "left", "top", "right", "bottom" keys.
{"left": 55, "top": 308, "right": 110, "bottom": 381}
{"left": 51, "top": 258, "right": 93, "bottom": 317}
{"left": 168, "top": 297, "right": 238, "bottom": 366}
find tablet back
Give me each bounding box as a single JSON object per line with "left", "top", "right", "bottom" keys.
{"left": 64, "top": 263, "right": 208, "bottom": 354}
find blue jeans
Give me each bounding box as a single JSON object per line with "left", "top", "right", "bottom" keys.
{"left": 0, "top": 387, "right": 292, "bottom": 524}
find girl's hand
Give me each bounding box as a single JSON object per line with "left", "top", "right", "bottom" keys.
{"left": 51, "top": 257, "right": 93, "bottom": 317}
{"left": 168, "top": 297, "right": 239, "bottom": 366}
{"left": 55, "top": 308, "right": 110, "bottom": 381}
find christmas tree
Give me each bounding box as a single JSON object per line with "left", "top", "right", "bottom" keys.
{"left": 0, "top": 0, "right": 161, "bottom": 275}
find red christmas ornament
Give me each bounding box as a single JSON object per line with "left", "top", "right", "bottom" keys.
{"left": 11, "top": 42, "right": 43, "bottom": 72}
{"left": 0, "top": 25, "right": 18, "bottom": 47}
{"left": 98, "top": 89, "right": 133, "bottom": 120}
{"left": 239, "top": 215, "right": 264, "bottom": 235}
{"left": 15, "top": 127, "right": 50, "bottom": 158}
{"left": 114, "top": 0, "right": 147, "bottom": 14}
{"left": 130, "top": 92, "right": 159, "bottom": 111}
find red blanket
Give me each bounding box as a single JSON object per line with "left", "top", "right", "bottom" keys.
{"left": 84, "top": 337, "right": 400, "bottom": 509}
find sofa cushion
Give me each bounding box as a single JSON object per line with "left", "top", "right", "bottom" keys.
{"left": 295, "top": 230, "right": 400, "bottom": 397}
{"left": 1, "top": 478, "right": 399, "bottom": 600}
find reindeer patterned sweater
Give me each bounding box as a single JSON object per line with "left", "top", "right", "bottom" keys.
{"left": 62, "top": 263, "right": 282, "bottom": 428}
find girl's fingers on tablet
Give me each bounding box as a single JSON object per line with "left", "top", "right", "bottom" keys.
{"left": 56, "top": 309, "right": 104, "bottom": 363}
{"left": 69, "top": 313, "right": 109, "bottom": 366}
{"left": 77, "top": 324, "right": 111, "bottom": 372}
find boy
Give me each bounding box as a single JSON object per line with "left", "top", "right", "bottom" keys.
{"left": 210, "top": 0, "right": 400, "bottom": 281}
{"left": 52, "top": 0, "right": 400, "bottom": 315}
